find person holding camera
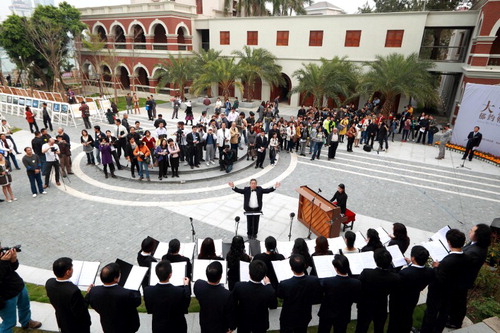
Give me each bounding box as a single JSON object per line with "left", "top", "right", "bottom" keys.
{"left": 41, "top": 138, "right": 61, "bottom": 188}
{"left": 99, "top": 138, "right": 117, "bottom": 179}
{"left": 134, "top": 141, "right": 151, "bottom": 181}
{"left": 0, "top": 247, "right": 42, "bottom": 331}
{"left": 22, "top": 147, "right": 46, "bottom": 198}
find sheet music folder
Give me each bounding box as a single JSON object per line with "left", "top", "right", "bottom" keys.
{"left": 150, "top": 261, "right": 187, "bottom": 286}
{"left": 70, "top": 260, "right": 100, "bottom": 287}
{"left": 115, "top": 259, "right": 148, "bottom": 291}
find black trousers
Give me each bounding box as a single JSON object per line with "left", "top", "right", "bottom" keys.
{"left": 448, "top": 288, "right": 468, "bottom": 327}
{"left": 318, "top": 317, "right": 349, "bottom": 333}
{"left": 43, "top": 116, "right": 53, "bottom": 131}
{"left": 328, "top": 142, "right": 339, "bottom": 158}
{"left": 218, "top": 146, "right": 225, "bottom": 170}
{"left": 130, "top": 158, "right": 139, "bottom": 176}
{"left": 246, "top": 213, "right": 260, "bottom": 238}
{"left": 83, "top": 117, "right": 92, "bottom": 129}
{"left": 387, "top": 301, "right": 414, "bottom": 333}
{"left": 158, "top": 159, "right": 169, "bottom": 177}
{"left": 355, "top": 305, "right": 387, "bottom": 333}
{"left": 463, "top": 145, "right": 475, "bottom": 161}
{"left": 29, "top": 121, "right": 39, "bottom": 133}
{"left": 256, "top": 150, "right": 266, "bottom": 167}
{"left": 115, "top": 139, "right": 125, "bottom": 159}
{"left": 44, "top": 161, "right": 60, "bottom": 185}
{"left": 188, "top": 145, "right": 199, "bottom": 166}
{"left": 111, "top": 150, "right": 122, "bottom": 169}
{"left": 347, "top": 137, "right": 354, "bottom": 151}
{"left": 103, "top": 163, "right": 115, "bottom": 176}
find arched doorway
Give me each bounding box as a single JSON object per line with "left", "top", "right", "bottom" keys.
{"left": 101, "top": 65, "right": 112, "bottom": 85}
{"left": 153, "top": 24, "right": 167, "bottom": 50}
{"left": 177, "top": 27, "right": 187, "bottom": 51}
{"left": 113, "top": 25, "right": 126, "bottom": 49}
{"left": 243, "top": 76, "right": 262, "bottom": 101}
{"left": 299, "top": 92, "right": 315, "bottom": 107}
{"left": 135, "top": 67, "right": 149, "bottom": 92}
{"left": 118, "top": 66, "right": 130, "bottom": 89}
{"left": 132, "top": 25, "right": 146, "bottom": 49}
{"left": 96, "top": 26, "right": 107, "bottom": 43}
{"left": 270, "top": 73, "right": 292, "bottom": 104}
{"left": 489, "top": 28, "right": 500, "bottom": 65}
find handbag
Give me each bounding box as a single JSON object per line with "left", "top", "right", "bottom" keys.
{"left": 337, "top": 124, "right": 345, "bottom": 131}
{"left": 143, "top": 156, "right": 151, "bottom": 164}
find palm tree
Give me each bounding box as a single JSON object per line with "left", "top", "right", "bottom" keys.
{"left": 191, "top": 57, "right": 243, "bottom": 99}
{"left": 292, "top": 57, "right": 360, "bottom": 108}
{"left": 192, "top": 48, "right": 221, "bottom": 77}
{"left": 232, "top": 46, "right": 283, "bottom": 101}
{"left": 359, "top": 53, "right": 438, "bottom": 116}
{"left": 154, "top": 54, "right": 193, "bottom": 99}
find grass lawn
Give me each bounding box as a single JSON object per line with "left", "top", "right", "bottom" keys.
{"left": 115, "top": 96, "right": 168, "bottom": 112}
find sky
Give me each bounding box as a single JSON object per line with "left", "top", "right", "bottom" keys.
{"left": 0, "top": 0, "right": 376, "bottom": 21}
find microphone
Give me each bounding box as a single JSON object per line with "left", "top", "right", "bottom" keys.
{"left": 235, "top": 216, "right": 240, "bottom": 222}
{"left": 290, "top": 212, "right": 295, "bottom": 218}
{"left": 318, "top": 188, "right": 322, "bottom": 193}
{"left": 189, "top": 217, "right": 193, "bottom": 222}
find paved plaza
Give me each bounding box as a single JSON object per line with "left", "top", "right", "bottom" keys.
{"left": 1, "top": 103, "right": 499, "bottom": 332}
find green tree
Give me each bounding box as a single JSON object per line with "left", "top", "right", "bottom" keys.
{"left": 192, "top": 49, "right": 221, "bottom": 77}
{"left": 358, "top": 53, "right": 439, "bottom": 117}
{"left": 154, "top": 54, "right": 193, "bottom": 99}
{"left": 232, "top": 46, "right": 283, "bottom": 101}
{"left": 292, "top": 57, "right": 359, "bottom": 108}
{"left": 191, "top": 58, "right": 243, "bottom": 98}
{"left": 358, "top": 1, "right": 373, "bottom": 13}
{"left": 82, "top": 33, "right": 107, "bottom": 95}
{"left": 0, "top": 15, "right": 51, "bottom": 88}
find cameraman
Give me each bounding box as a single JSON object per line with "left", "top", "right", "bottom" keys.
{"left": 0, "top": 248, "right": 42, "bottom": 330}
{"left": 41, "top": 138, "right": 60, "bottom": 188}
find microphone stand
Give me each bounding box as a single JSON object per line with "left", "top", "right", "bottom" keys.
{"left": 288, "top": 212, "right": 295, "bottom": 241}
{"left": 307, "top": 189, "right": 322, "bottom": 239}
{"left": 235, "top": 216, "right": 241, "bottom": 236}
{"left": 189, "top": 217, "right": 196, "bottom": 243}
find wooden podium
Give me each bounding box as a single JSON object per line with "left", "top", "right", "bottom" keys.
{"left": 295, "top": 186, "right": 342, "bottom": 238}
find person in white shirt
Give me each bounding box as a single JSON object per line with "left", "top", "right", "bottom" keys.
{"left": 0, "top": 134, "right": 21, "bottom": 169}
{"left": 41, "top": 138, "right": 60, "bottom": 188}
{"left": 214, "top": 98, "right": 222, "bottom": 113}
{"left": 269, "top": 132, "right": 280, "bottom": 166}
{"left": 216, "top": 123, "right": 231, "bottom": 171}
{"left": 227, "top": 109, "right": 238, "bottom": 124}
{"left": 155, "top": 123, "right": 168, "bottom": 139}
{"left": 0, "top": 120, "right": 20, "bottom": 154}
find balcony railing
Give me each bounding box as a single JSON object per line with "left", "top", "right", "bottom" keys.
{"left": 79, "top": 42, "right": 192, "bottom": 52}
{"left": 488, "top": 55, "right": 500, "bottom": 66}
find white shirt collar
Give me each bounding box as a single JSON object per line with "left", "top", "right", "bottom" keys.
{"left": 103, "top": 283, "right": 118, "bottom": 287}
{"left": 56, "top": 278, "right": 72, "bottom": 283}
{"left": 158, "top": 281, "right": 171, "bottom": 285}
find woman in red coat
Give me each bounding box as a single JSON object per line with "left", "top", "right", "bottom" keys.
{"left": 25, "top": 106, "right": 39, "bottom": 133}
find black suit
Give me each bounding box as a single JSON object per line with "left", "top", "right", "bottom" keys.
{"left": 144, "top": 283, "right": 191, "bottom": 333}
{"left": 318, "top": 275, "right": 361, "bottom": 333}
{"left": 255, "top": 135, "right": 268, "bottom": 167}
{"left": 448, "top": 243, "right": 488, "bottom": 326}
{"left": 229, "top": 281, "right": 277, "bottom": 333}
{"left": 355, "top": 268, "right": 400, "bottom": 333}
{"left": 45, "top": 279, "right": 91, "bottom": 333}
{"left": 232, "top": 185, "right": 276, "bottom": 238}
{"left": 137, "top": 252, "right": 157, "bottom": 289}
{"left": 162, "top": 253, "right": 193, "bottom": 279}
{"left": 85, "top": 284, "right": 141, "bottom": 333}
{"left": 421, "top": 252, "right": 470, "bottom": 333}
{"left": 253, "top": 252, "right": 285, "bottom": 290}
{"left": 186, "top": 131, "right": 201, "bottom": 166}
{"left": 387, "top": 265, "right": 435, "bottom": 333}
{"left": 463, "top": 131, "right": 482, "bottom": 161}
{"left": 277, "top": 275, "right": 323, "bottom": 332}
{"left": 194, "top": 280, "right": 231, "bottom": 333}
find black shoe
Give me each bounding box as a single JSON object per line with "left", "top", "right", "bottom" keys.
{"left": 159, "top": 177, "right": 162, "bottom": 180}
{"left": 105, "top": 174, "right": 109, "bottom": 179}
{"left": 259, "top": 166, "right": 263, "bottom": 169}
{"left": 111, "top": 174, "right": 117, "bottom": 178}
{"left": 131, "top": 174, "right": 136, "bottom": 178}
{"left": 255, "top": 165, "right": 258, "bottom": 168}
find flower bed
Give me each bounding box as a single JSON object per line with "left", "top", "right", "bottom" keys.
{"left": 434, "top": 142, "right": 500, "bottom": 166}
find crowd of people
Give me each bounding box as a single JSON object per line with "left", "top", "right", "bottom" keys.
{"left": 0, "top": 222, "right": 492, "bottom": 333}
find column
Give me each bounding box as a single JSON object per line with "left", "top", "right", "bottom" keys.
{"left": 261, "top": 81, "right": 271, "bottom": 102}
{"left": 145, "top": 35, "right": 154, "bottom": 50}
{"left": 125, "top": 35, "right": 134, "bottom": 50}
{"left": 167, "top": 34, "right": 178, "bottom": 51}
{"left": 148, "top": 78, "right": 158, "bottom": 94}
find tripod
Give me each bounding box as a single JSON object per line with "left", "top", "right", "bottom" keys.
{"left": 456, "top": 158, "right": 471, "bottom": 170}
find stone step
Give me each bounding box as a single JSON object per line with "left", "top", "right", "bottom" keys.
{"left": 93, "top": 152, "right": 256, "bottom": 183}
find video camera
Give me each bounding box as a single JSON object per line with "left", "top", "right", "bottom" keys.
{"left": 0, "top": 245, "right": 21, "bottom": 255}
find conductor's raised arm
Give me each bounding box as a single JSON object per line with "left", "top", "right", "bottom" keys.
{"left": 228, "top": 181, "right": 244, "bottom": 194}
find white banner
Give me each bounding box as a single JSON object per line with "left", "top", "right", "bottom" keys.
{"left": 452, "top": 83, "right": 500, "bottom": 157}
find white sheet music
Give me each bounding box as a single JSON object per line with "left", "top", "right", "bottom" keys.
{"left": 192, "top": 260, "right": 227, "bottom": 284}
{"left": 386, "top": 245, "right": 407, "bottom": 268}
{"left": 123, "top": 266, "right": 149, "bottom": 291}
{"left": 430, "top": 226, "right": 451, "bottom": 247}
{"left": 305, "top": 239, "right": 317, "bottom": 254}
{"left": 198, "top": 239, "right": 223, "bottom": 257}
{"left": 422, "top": 240, "right": 449, "bottom": 262}
{"left": 180, "top": 243, "right": 196, "bottom": 260}
{"left": 239, "top": 261, "right": 250, "bottom": 282}
{"left": 344, "top": 251, "right": 376, "bottom": 275}
{"left": 70, "top": 260, "right": 100, "bottom": 287}
{"left": 327, "top": 237, "right": 346, "bottom": 254}
{"left": 149, "top": 261, "right": 187, "bottom": 286}
{"left": 376, "top": 227, "right": 392, "bottom": 245}
{"left": 154, "top": 242, "right": 169, "bottom": 260}
{"left": 354, "top": 231, "right": 367, "bottom": 250}
{"left": 312, "top": 255, "right": 336, "bottom": 279}
{"left": 272, "top": 259, "right": 294, "bottom": 282}
{"left": 276, "top": 241, "right": 294, "bottom": 258}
